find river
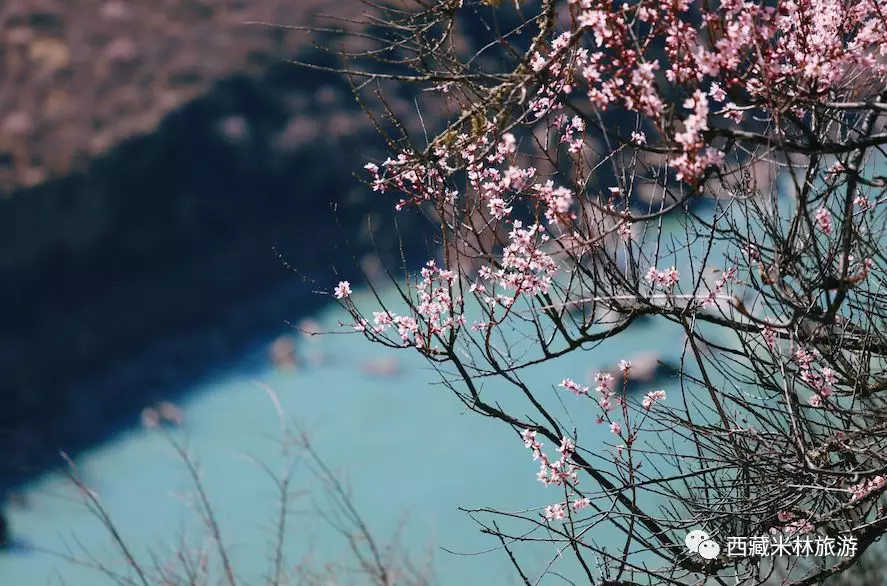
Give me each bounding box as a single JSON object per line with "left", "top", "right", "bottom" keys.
{"left": 0, "top": 214, "right": 704, "bottom": 584}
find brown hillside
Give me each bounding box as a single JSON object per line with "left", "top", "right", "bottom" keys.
{"left": 0, "top": 0, "right": 351, "bottom": 192}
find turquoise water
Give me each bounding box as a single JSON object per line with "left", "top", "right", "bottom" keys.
{"left": 0, "top": 278, "right": 691, "bottom": 585}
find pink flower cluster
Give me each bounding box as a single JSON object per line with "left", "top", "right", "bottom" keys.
{"left": 641, "top": 389, "right": 667, "bottom": 410}
{"left": 771, "top": 512, "right": 814, "bottom": 535}
{"left": 369, "top": 125, "right": 567, "bottom": 321}
{"left": 701, "top": 266, "right": 737, "bottom": 308}
{"left": 646, "top": 266, "right": 680, "bottom": 292}
{"left": 559, "top": 378, "right": 589, "bottom": 396}
{"left": 533, "top": 180, "right": 577, "bottom": 226}
{"left": 854, "top": 195, "right": 872, "bottom": 213}
{"left": 556, "top": 114, "right": 586, "bottom": 155}
{"left": 544, "top": 503, "right": 566, "bottom": 520}
{"left": 544, "top": 497, "right": 592, "bottom": 521}
{"left": 671, "top": 90, "right": 725, "bottom": 182}
{"left": 522, "top": 429, "right": 593, "bottom": 521}
{"left": 815, "top": 207, "right": 833, "bottom": 236}
{"left": 333, "top": 281, "right": 352, "bottom": 300}
{"left": 529, "top": 0, "right": 887, "bottom": 184}
{"left": 475, "top": 221, "right": 559, "bottom": 305}
{"left": 594, "top": 372, "right": 617, "bottom": 412}
{"left": 522, "top": 430, "right": 579, "bottom": 488}
{"left": 353, "top": 260, "right": 464, "bottom": 353}
{"left": 859, "top": 257, "right": 875, "bottom": 281}
{"left": 840, "top": 255, "right": 876, "bottom": 282}
{"left": 674, "top": 90, "right": 708, "bottom": 151}
{"left": 760, "top": 320, "right": 777, "bottom": 351}
{"left": 795, "top": 348, "right": 836, "bottom": 407}
{"left": 364, "top": 153, "right": 447, "bottom": 211}
{"left": 367, "top": 122, "right": 540, "bottom": 228}
{"left": 849, "top": 475, "right": 885, "bottom": 503}
{"left": 472, "top": 132, "right": 539, "bottom": 221}
{"left": 742, "top": 244, "right": 761, "bottom": 262}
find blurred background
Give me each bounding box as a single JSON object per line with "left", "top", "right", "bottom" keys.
{"left": 0, "top": 1, "right": 686, "bottom": 583}
{"left": 0, "top": 0, "right": 428, "bottom": 486}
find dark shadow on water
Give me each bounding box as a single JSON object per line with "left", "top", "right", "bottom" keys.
{"left": 0, "top": 538, "right": 36, "bottom": 556}
{"left": 1, "top": 275, "right": 326, "bottom": 494}
{"left": 0, "top": 44, "right": 432, "bottom": 495}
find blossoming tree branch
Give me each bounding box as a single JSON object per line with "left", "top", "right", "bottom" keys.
{"left": 304, "top": 0, "right": 887, "bottom": 583}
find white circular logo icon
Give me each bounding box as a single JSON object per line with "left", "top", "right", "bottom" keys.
{"left": 684, "top": 529, "right": 710, "bottom": 553}
{"left": 698, "top": 538, "right": 721, "bottom": 560}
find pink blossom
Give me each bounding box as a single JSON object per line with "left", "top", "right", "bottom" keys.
{"left": 572, "top": 497, "right": 591, "bottom": 512}
{"left": 641, "top": 390, "right": 666, "bottom": 410}
{"left": 795, "top": 348, "right": 818, "bottom": 369}
{"left": 560, "top": 378, "right": 589, "bottom": 396}
{"left": 487, "top": 197, "right": 513, "bottom": 220}
{"left": 828, "top": 161, "right": 846, "bottom": 177}
{"left": 660, "top": 267, "right": 679, "bottom": 287}
{"left": 609, "top": 421, "right": 622, "bottom": 435}
{"left": 646, "top": 266, "right": 680, "bottom": 291}
{"left": 645, "top": 267, "right": 659, "bottom": 283}
{"left": 630, "top": 131, "right": 647, "bottom": 145}
{"left": 784, "top": 519, "right": 814, "bottom": 535}
{"left": 594, "top": 372, "right": 615, "bottom": 394}
{"left": 557, "top": 437, "right": 576, "bottom": 456}
{"left": 721, "top": 103, "right": 744, "bottom": 124}
{"left": 501, "top": 166, "right": 534, "bottom": 192}
{"left": 545, "top": 503, "right": 566, "bottom": 521}
{"left": 618, "top": 360, "right": 632, "bottom": 374}
{"left": 533, "top": 181, "right": 577, "bottom": 225}
{"left": 857, "top": 257, "right": 875, "bottom": 281}
{"left": 854, "top": 195, "right": 871, "bottom": 212}
{"left": 499, "top": 133, "right": 517, "bottom": 156}
{"left": 815, "top": 207, "right": 833, "bottom": 236}
{"left": 522, "top": 429, "right": 578, "bottom": 487}
{"left": 850, "top": 476, "right": 886, "bottom": 503}
{"left": 701, "top": 266, "right": 737, "bottom": 307}
{"left": 618, "top": 222, "right": 633, "bottom": 241}
{"left": 334, "top": 281, "right": 353, "bottom": 299}
{"left": 772, "top": 517, "right": 814, "bottom": 535}
{"left": 761, "top": 320, "right": 777, "bottom": 350}
{"left": 674, "top": 91, "right": 709, "bottom": 151}
{"left": 373, "top": 311, "right": 394, "bottom": 329}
